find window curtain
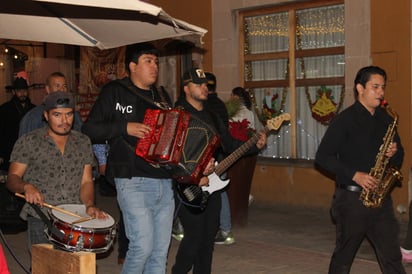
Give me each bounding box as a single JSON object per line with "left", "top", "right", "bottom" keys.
{"left": 244, "top": 4, "right": 344, "bottom": 159}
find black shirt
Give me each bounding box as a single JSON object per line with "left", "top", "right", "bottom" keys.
{"left": 315, "top": 100, "right": 403, "bottom": 186}
{"left": 0, "top": 95, "right": 35, "bottom": 170}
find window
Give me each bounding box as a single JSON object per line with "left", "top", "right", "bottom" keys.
{"left": 239, "top": 0, "right": 344, "bottom": 160}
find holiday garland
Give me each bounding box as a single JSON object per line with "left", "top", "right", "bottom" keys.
{"left": 296, "top": 15, "right": 345, "bottom": 125}
{"left": 244, "top": 13, "right": 345, "bottom": 126}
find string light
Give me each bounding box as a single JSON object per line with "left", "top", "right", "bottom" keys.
{"left": 1, "top": 46, "right": 28, "bottom": 63}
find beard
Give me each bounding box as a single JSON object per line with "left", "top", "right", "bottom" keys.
{"left": 190, "top": 93, "right": 208, "bottom": 102}
{"left": 17, "top": 95, "right": 27, "bottom": 102}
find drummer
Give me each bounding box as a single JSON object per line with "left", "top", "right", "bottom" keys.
{"left": 6, "top": 91, "right": 106, "bottom": 250}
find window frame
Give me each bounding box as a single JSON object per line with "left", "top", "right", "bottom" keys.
{"left": 239, "top": 0, "right": 344, "bottom": 159}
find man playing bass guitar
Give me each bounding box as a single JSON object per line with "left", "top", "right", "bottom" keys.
{"left": 171, "top": 68, "right": 267, "bottom": 274}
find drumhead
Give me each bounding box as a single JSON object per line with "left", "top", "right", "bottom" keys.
{"left": 51, "top": 204, "right": 114, "bottom": 228}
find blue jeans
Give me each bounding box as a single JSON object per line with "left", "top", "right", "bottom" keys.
{"left": 219, "top": 191, "right": 232, "bottom": 232}
{"left": 92, "top": 144, "right": 109, "bottom": 165}
{"left": 27, "top": 217, "right": 49, "bottom": 252}
{"left": 116, "top": 177, "right": 174, "bottom": 274}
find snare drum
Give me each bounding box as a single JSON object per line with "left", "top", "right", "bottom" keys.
{"left": 48, "top": 204, "right": 116, "bottom": 253}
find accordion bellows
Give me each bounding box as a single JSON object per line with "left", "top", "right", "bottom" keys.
{"left": 136, "top": 109, "right": 220, "bottom": 184}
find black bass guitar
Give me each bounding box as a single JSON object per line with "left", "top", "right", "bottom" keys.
{"left": 175, "top": 113, "right": 291, "bottom": 209}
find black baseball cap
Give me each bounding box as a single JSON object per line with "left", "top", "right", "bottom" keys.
{"left": 182, "top": 68, "right": 208, "bottom": 85}
{"left": 43, "top": 91, "right": 74, "bottom": 111}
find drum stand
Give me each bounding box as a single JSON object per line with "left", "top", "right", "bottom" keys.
{"left": 32, "top": 244, "right": 95, "bottom": 274}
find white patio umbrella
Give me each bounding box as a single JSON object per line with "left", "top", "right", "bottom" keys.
{"left": 0, "top": 0, "right": 207, "bottom": 49}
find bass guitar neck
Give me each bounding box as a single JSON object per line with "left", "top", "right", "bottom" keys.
{"left": 176, "top": 113, "right": 291, "bottom": 209}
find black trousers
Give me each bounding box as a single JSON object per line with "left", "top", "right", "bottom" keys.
{"left": 172, "top": 191, "right": 221, "bottom": 274}
{"left": 328, "top": 188, "right": 405, "bottom": 274}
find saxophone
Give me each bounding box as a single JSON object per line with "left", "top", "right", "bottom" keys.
{"left": 359, "top": 101, "right": 403, "bottom": 208}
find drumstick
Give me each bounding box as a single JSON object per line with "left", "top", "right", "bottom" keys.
{"left": 15, "top": 193, "right": 83, "bottom": 219}
{"left": 71, "top": 216, "right": 95, "bottom": 225}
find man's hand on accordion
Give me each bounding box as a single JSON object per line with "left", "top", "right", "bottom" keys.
{"left": 198, "top": 158, "right": 216, "bottom": 187}
{"left": 127, "top": 122, "right": 152, "bottom": 138}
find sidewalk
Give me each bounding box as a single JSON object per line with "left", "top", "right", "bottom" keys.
{"left": 2, "top": 188, "right": 412, "bottom": 273}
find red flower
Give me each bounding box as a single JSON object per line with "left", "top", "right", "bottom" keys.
{"left": 229, "top": 119, "right": 255, "bottom": 141}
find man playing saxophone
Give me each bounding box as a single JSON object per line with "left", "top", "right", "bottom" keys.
{"left": 315, "top": 66, "right": 405, "bottom": 274}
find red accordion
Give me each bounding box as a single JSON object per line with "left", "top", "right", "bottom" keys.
{"left": 136, "top": 109, "right": 220, "bottom": 184}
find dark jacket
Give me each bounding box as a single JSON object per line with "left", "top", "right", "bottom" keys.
{"left": 82, "top": 77, "right": 172, "bottom": 180}
{"left": 206, "top": 93, "right": 229, "bottom": 128}
{"left": 0, "top": 95, "right": 35, "bottom": 170}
